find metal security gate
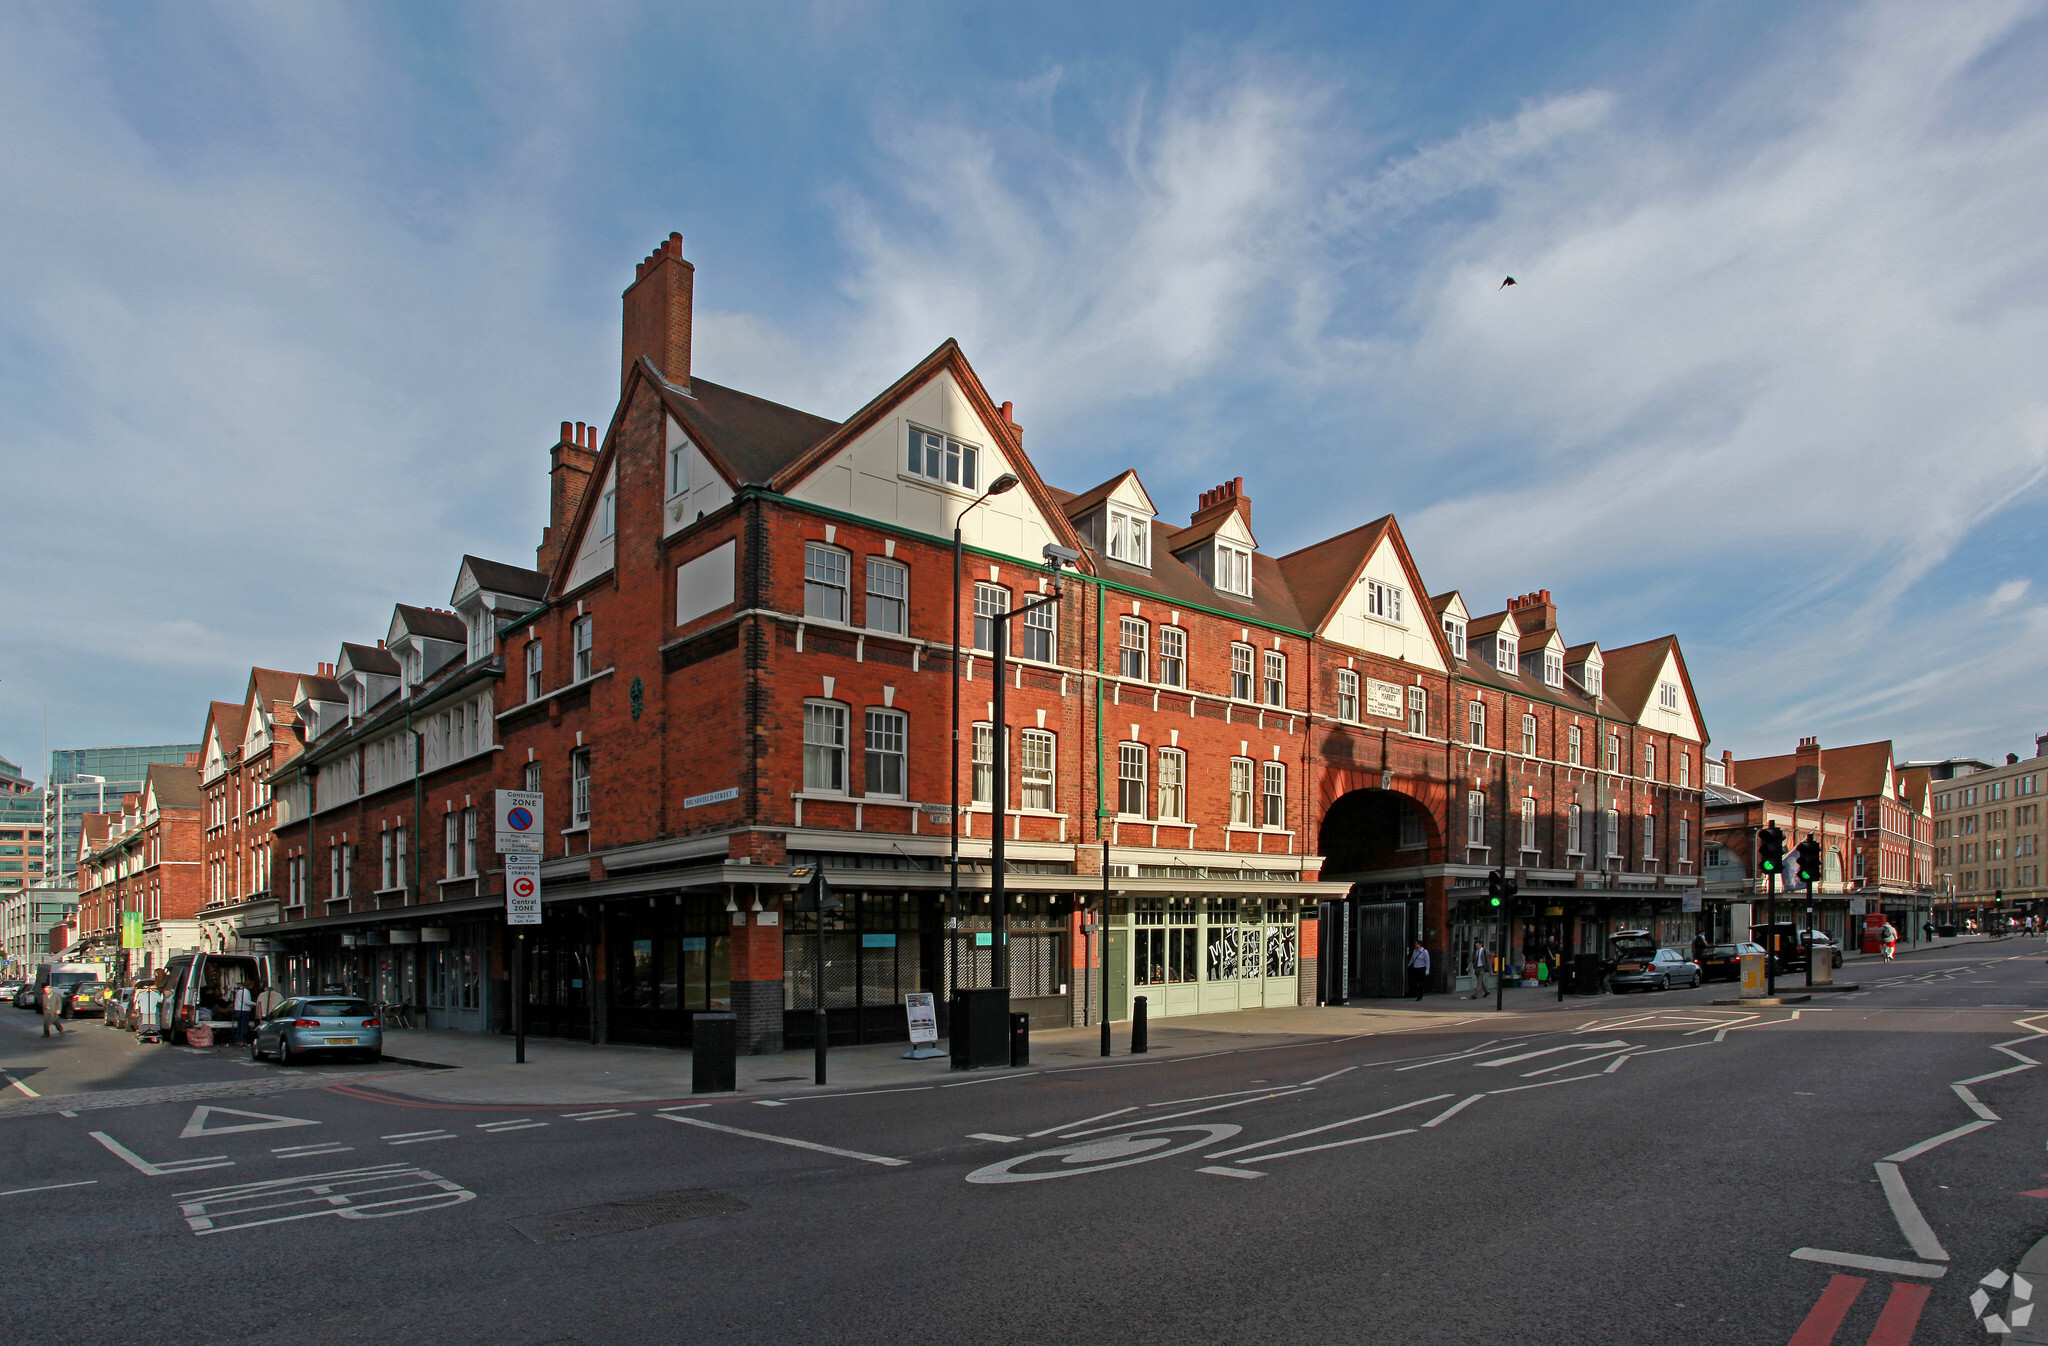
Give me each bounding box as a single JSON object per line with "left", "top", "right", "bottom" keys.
{"left": 1351, "top": 901, "right": 1411, "bottom": 999}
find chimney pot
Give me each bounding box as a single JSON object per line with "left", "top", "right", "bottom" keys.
{"left": 622, "top": 231, "right": 694, "bottom": 390}
{"left": 560, "top": 420, "right": 573, "bottom": 444}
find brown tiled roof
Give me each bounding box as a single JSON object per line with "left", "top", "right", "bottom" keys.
{"left": 1432, "top": 590, "right": 1462, "bottom": 615}
{"left": 459, "top": 555, "right": 548, "bottom": 601}
{"left": 146, "top": 761, "right": 203, "bottom": 810}
{"left": 1164, "top": 493, "right": 1254, "bottom": 552}
{"left": 1598, "top": 637, "right": 1676, "bottom": 721}
{"left": 339, "top": 642, "right": 401, "bottom": 676}
{"left": 297, "top": 674, "right": 345, "bottom": 704}
{"left": 1732, "top": 739, "right": 1897, "bottom": 803}
{"left": 657, "top": 370, "right": 841, "bottom": 488}
{"left": 1564, "top": 641, "right": 1601, "bottom": 662}
{"left": 205, "top": 699, "right": 248, "bottom": 748}
{"left": 393, "top": 604, "right": 467, "bottom": 644}
{"left": 1091, "top": 518, "right": 1308, "bottom": 630}
{"left": 1467, "top": 610, "right": 1514, "bottom": 638}
{"left": 249, "top": 668, "right": 302, "bottom": 708}
{"left": 1273, "top": 517, "right": 1392, "bottom": 633}
{"left": 1059, "top": 471, "right": 1140, "bottom": 523}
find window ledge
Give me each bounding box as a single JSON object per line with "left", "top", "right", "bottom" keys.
{"left": 560, "top": 823, "right": 591, "bottom": 835}
{"left": 1225, "top": 826, "right": 1297, "bottom": 838}
{"left": 500, "top": 666, "right": 615, "bottom": 720}
{"left": 437, "top": 874, "right": 479, "bottom": 887}
{"left": 374, "top": 886, "right": 409, "bottom": 899}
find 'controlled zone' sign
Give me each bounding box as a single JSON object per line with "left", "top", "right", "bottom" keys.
{"left": 496, "top": 789, "right": 543, "bottom": 855}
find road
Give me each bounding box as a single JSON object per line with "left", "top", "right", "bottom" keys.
{"left": 7, "top": 942, "right": 2048, "bottom": 1345}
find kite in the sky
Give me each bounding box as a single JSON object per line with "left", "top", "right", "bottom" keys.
{"left": 1500, "top": 277, "right": 1516, "bottom": 289}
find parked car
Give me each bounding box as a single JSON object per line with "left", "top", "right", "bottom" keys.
{"left": 1611, "top": 948, "right": 1704, "bottom": 993}
{"left": 59, "top": 981, "right": 108, "bottom": 1018}
{"left": 104, "top": 987, "right": 139, "bottom": 1030}
{"left": 12, "top": 983, "right": 35, "bottom": 1008}
{"left": 1749, "top": 924, "right": 1843, "bottom": 974}
{"left": 1698, "top": 943, "right": 1758, "bottom": 983}
{"left": 250, "top": 997, "right": 382, "bottom": 1065}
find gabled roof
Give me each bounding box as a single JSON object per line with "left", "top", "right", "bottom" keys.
{"left": 1732, "top": 740, "right": 1898, "bottom": 804}
{"left": 338, "top": 642, "right": 401, "bottom": 677}
{"left": 1467, "top": 610, "right": 1517, "bottom": 639}
{"left": 296, "top": 673, "right": 345, "bottom": 705}
{"left": 145, "top": 761, "right": 203, "bottom": 810}
{"left": 248, "top": 667, "right": 301, "bottom": 708}
{"left": 204, "top": 700, "right": 249, "bottom": 751}
{"left": 1599, "top": 636, "right": 1680, "bottom": 720}
{"left": 1166, "top": 490, "right": 1255, "bottom": 552}
{"left": 392, "top": 605, "right": 467, "bottom": 644}
{"left": 654, "top": 368, "right": 841, "bottom": 488}
{"left": 457, "top": 555, "right": 547, "bottom": 602}
{"left": 1060, "top": 470, "right": 1143, "bottom": 523}
{"left": 1564, "top": 641, "right": 1603, "bottom": 663}
{"left": 1432, "top": 591, "right": 1464, "bottom": 616}
{"left": 1274, "top": 517, "right": 1393, "bottom": 632}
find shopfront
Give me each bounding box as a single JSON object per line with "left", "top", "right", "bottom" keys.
{"left": 1101, "top": 891, "right": 1307, "bottom": 1020}
{"left": 601, "top": 893, "right": 733, "bottom": 1047}
{"left": 783, "top": 889, "right": 941, "bottom": 1047}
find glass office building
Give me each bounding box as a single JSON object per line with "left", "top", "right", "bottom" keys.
{"left": 44, "top": 744, "right": 201, "bottom": 883}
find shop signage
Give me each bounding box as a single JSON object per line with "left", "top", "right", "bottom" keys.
{"left": 904, "top": 992, "right": 939, "bottom": 1047}
{"left": 420, "top": 928, "right": 450, "bottom": 943}
{"left": 120, "top": 910, "right": 143, "bottom": 949}
{"left": 1681, "top": 894, "right": 1702, "bottom": 913}
{"left": 1365, "top": 678, "right": 1404, "bottom": 720}
{"left": 495, "top": 789, "right": 544, "bottom": 855}
{"left": 1847, "top": 898, "right": 1867, "bottom": 916}
{"left": 505, "top": 854, "right": 542, "bottom": 925}
{"left": 388, "top": 930, "right": 419, "bottom": 945}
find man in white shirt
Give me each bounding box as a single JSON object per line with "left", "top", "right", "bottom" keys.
{"left": 1406, "top": 941, "right": 1431, "bottom": 1001}
{"left": 231, "top": 983, "right": 256, "bottom": 1044}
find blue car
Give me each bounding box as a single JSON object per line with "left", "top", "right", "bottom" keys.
{"left": 250, "top": 997, "right": 384, "bottom": 1065}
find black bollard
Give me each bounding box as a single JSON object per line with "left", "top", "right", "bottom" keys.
{"left": 1009, "top": 1012, "right": 1030, "bottom": 1067}
{"left": 1132, "top": 995, "right": 1148, "bottom": 1054}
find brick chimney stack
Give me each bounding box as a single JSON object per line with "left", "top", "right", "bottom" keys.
{"left": 1506, "top": 589, "right": 1557, "bottom": 630}
{"left": 1795, "top": 736, "right": 1824, "bottom": 802}
{"left": 1192, "top": 477, "right": 1250, "bottom": 528}
{"left": 622, "top": 232, "right": 694, "bottom": 391}
{"left": 538, "top": 420, "right": 599, "bottom": 575}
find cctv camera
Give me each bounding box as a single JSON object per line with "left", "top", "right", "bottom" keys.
{"left": 1042, "top": 544, "right": 1082, "bottom": 568}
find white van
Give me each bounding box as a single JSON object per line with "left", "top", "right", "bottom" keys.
{"left": 31, "top": 961, "right": 102, "bottom": 1012}
{"left": 154, "top": 952, "right": 267, "bottom": 1044}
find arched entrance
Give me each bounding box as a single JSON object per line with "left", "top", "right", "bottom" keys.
{"left": 1316, "top": 788, "right": 1440, "bottom": 1002}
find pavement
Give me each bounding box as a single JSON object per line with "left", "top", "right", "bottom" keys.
{"left": 4, "top": 932, "right": 2044, "bottom": 1346}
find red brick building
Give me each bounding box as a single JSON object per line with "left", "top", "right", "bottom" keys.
{"left": 72, "top": 759, "right": 204, "bottom": 977}
{"left": 196, "top": 669, "right": 310, "bottom": 957}
{"left": 264, "top": 233, "right": 1711, "bottom": 1050}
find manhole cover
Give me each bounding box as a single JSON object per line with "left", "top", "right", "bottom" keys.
{"left": 510, "top": 1189, "right": 748, "bottom": 1243}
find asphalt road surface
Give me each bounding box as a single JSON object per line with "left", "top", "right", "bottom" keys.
{"left": 8, "top": 944, "right": 2048, "bottom": 1345}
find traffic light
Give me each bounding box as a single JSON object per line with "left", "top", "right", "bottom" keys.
{"left": 1486, "top": 868, "right": 1520, "bottom": 908}
{"left": 1758, "top": 825, "right": 1786, "bottom": 875}
{"left": 1795, "top": 835, "right": 1822, "bottom": 885}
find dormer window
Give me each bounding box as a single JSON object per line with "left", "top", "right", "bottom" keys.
{"left": 1542, "top": 649, "right": 1563, "bottom": 687}
{"left": 1107, "top": 508, "right": 1150, "bottom": 566}
{"left": 1584, "top": 664, "right": 1602, "bottom": 698}
{"left": 1214, "top": 542, "right": 1251, "bottom": 597}
{"left": 1495, "top": 634, "right": 1517, "bottom": 674}
{"left": 1443, "top": 616, "right": 1466, "bottom": 658}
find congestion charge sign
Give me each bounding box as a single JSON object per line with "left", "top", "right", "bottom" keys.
{"left": 495, "top": 790, "right": 543, "bottom": 855}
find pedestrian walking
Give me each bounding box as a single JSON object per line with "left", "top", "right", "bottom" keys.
{"left": 40, "top": 983, "right": 66, "bottom": 1037}
{"left": 1465, "top": 939, "right": 1491, "bottom": 999}
{"left": 1880, "top": 921, "right": 1898, "bottom": 961}
{"left": 1406, "top": 940, "right": 1431, "bottom": 1001}
{"left": 231, "top": 982, "right": 255, "bottom": 1044}
{"left": 1923, "top": 920, "right": 1935, "bottom": 943}
{"left": 1691, "top": 931, "right": 1708, "bottom": 962}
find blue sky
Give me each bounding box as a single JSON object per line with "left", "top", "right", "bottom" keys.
{"left": 2, "top": 0, "right": 2045, "bottom": 779}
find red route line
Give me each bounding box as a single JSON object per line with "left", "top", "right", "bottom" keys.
{"left": 1789, "top": 1275, "right": 1864, "bottom": 1346}
{"left": 1867, "top": 1283, "right": 1930, "bottom": 1346}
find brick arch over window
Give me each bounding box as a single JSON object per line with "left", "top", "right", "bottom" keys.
{"left": 1318, "top": 787, "right": 1441, "bottom": 878}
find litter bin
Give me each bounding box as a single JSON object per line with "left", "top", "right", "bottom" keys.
{"left": 692, "top": 1012, "right": 736, "bottom": 1093}
{"left": 1009, "top": 1012, "right": 1030, "bottom": 1067}
{"left": 950, "top": 987, "right": 1011, "bottom": 1069}
{"left": 1568, "top": 953, "right": 1604, "bottom": 996}
{"left": 1739, "top": 949, "right": 1768, "bottom": 999}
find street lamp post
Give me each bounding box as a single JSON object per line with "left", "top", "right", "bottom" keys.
{"left": 949, "top": 474, "right": 1019, "bottom": 1021}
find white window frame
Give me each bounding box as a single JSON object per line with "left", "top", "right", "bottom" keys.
{"left": 1229, "top": 758, "right": 1254, "bottom": 826}
{"left": 1567, "top": 802, "right": 1583, "bottom": 856}
{"left": 1494, "top": 633, "right": 1517, "bottom": 674}
{"left": 1543, "top": 649, "right": 1563, "bottom": 688}
{"left": 1406, "top": 686, "right": 1427, "bottom": 736}
{"left": 667, "top": 438, "right": 689, "bottom": 498}
{"left": 804, "top": 544, "right": 850, "bottom": 624}
{"left": 1585, "top": 664, "right": 1602, "bottom": 698}
{"left": 1261, "top": 761, "right": 1285, "bottom": 829}
{"left": 906, "top": 425, "right": 980, "bottom": 491}
{"left": 599, "top": 483, "right": 617, "bottom": 539}
{"left": 1519, "top": 797, "right": 1536, "bottom": 854}
{"left": 1467, "top": 700, "right": 1485, "bottom": 746}
{"left": 1215, "top": 543, "right": 1252, "bottom": 597}
{"left": 1679, "top": 752, "right": 1690, "bottom": 789}
{"left": 971, "top": 724, "right": 994, "bottom": 807}
{"left": 525, "top": 639, "right": 543, "bottom": 700}
{"left": 863, "top": 708, "right": 907, "bottom": 799}
{"left": 1568, "top": 724, "right": 1582, "bottom": 766}
{"left": 1336, "top": 669, "right": 1359, "bottom": 722}
{"left": 1021, "top": 729, "right": 1055, "bottom": 811}
{"left": 973, "top": 584, "right": 1010, "bottom": 654}
{"left": 1467, "top": 791, "right": 1486, "bottom": 848}
{"left": 1118, "top": 618, "right": 1149, "bottom": 682}
{"left": 1117, "top": 743, "right": 1148, "bottom": 819}
{"left": 570, "top": 751, "right": 591, "bottom": 826}
{"left": 1642, "top": 812, "right": 1656, "bottom": 860}
{"left": 572, "top": 616, "right": 594, "bottom": 681}
{"left": 1643, "top": 743, "right": 1656, "bottom": 780}
{"left": 1157, "top": 627, "right": 1186, "bottom": 688}
{"left": 1443, "top": 616, "right": 1467, "bottom": 658}
{"left": 1520, "top": 713, "right": 1537, "bottom": 758}
{"left": 1262, "top": 650, "right": 1286, "bottom": 708}
{"left": 1156, "top": 747, "right": 1185, "bottom": 822}
{"left": 1365, "top": 579, "right": 1403, "bottom": 622}
{"left": 1659, "top": 680, "right": 1681, "bottom": 710}
{"left": 1019, "top": 598, "right": 1055, "bottom": 663}
{"left": 804, "top": 702, "right": 849, "bottom": 794}
{"left": 865, "top": 557, "right": 907, "bottom": 635}
{"left": 1106, "top": 507, "right": 1151, "bottom": 567}
{"left": 1229, "top": 644, "right": 1255, "bottom": 700}
{"left": 1679, "top": 817, "right": 1691, "bottom": 864}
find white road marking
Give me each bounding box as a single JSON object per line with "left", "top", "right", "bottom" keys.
{"left": 1224, "top": 1127, "right": 1416, "bottom": 1163}
{"left": 562, "top": 1110, "right": 633, "bottom": 1120}
{"left": 1485, "top": 1073, "right": 1606, "bottom": 1095}
{"left": 1393, "top": 1043, "right": 1519, "bottom": 1071}
{"left": 771, "top": 1087, "right": 934, "bottom": 1102}
{"left": 2, "top": 1180, "right": 99, "bottom": 1197}
{"left": 1059, "top": 1088, "right": 1311, "bottom": 1138}
{"left": 941, "top": 1071, "right": 1044, "bottom": 1087}
{"left": 90, "top": 1132, "right": 233, "bottom": 1177}
{"left": 179, "top": 1105, "right": 321, "bottom": 1139}
{"left": 1027, "top": 1107, "right": 1134, "bottom": 1138}
{"left": 751, "top": 1100, "right": 789, "bottom": 1107}
{"left": 1207, "top": 1094, "right": 1451, "bottom": 1159}
{"left": 1149, "top": 1086, "right": 1298, "bottom": 1107}
{"left": 381, "top": 1130, "right": 449, "bottom": 1139}
{"left": 1961, "top": 1062, "right": 2037, "bottom": 1084}
{"left": 477, "top": 1120, "right": 548, "bottom": 1133}
{"left": 382, "top": 1131, "right": 455, "bottom": 1146}
{"left": 1882, "top": 1120, "right": 1995, "bottom": 1163}
{"left": 1874, "top": 1162, "right": 1950, "bottom": 1262}
{"left": 175, "top": 1163, "right": 474, "bottom": 1235}
{"left": 1522, "top": 1046, "right": 1635, "bottom": 1077}
{"left": 1952, "top": 1084, "right": 2000, "bottom": 1121}
{"left": 1296, "top": 1066, "right": 1358, "bottom": 1087}
{"left": 657, "top": 1114, "right": 909, "bottom": 1166}
{"left": 965, "top": 1125, "right": 1239, "bottom": 1183}
{"left": 1790, "top": 1247, "right": 1948, "bottom": 1278}
{"left": 967, "top": 1133, "right": 1021, "bottom": 1143}
{"left": 1198, "top": 1166, "right": 1265, "bottom": 1179}
{"left": 2, "top": 1071, "right": 40, "bottom": 1098}
{"left": 1474, "top": 1041, "right": 1631, "bottom": 1068}
{"left": 1420, "top": 1095, "right": 1485, "bottom": 1128}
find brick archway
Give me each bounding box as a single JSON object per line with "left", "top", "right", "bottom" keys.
{"left": 1317, "top": 786, "right": 1441, "bottom": 879}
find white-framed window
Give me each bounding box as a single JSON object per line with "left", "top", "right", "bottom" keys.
{"left": 1543, "top": 649, "right": 1563, "bottom": 688}
{"left": 444, "top": 812, "right": 460, "bottom": 879}
{"left": 804, "top": 544, "right": 849, "bottom": 623}
{"left": 1263, "top": 650, "right": 1286, "bottom": 707}
{"left": 971, "top": 724, "right": 994, "bottom": 806}
{"left": 570, "top": 751, "right": 591, "bottom": 826}
{"left": 1261, "top": 761, "right": 1285, "bottom": 828}
{"left": 863, "top": 709, "right": 906, "bottom": 798}
{"left": 1118, "top": 744, "right": 1148, "bottom": 818}
{"left": 1156, "top": 747, "right": 1185, "bottom": 822}
{"left": 1230, "top": 758, "right": 1254, "bottom": 825}
{"left": 1642, "top": 812, "right": 1656, "bottom": 860}
{"left": 1606, "top": 733, "right": 1621, "bottom": 773}
{"left": 803, "top": 701, "right": 847, "bottom": 793}
{"left": 525, "top": 640, "right": 543, "bottom": 700}
{"left": 906, "top": 426, "right": 979, "bottom": 490}
{"left": 667, "top": 437, "right": 689, "bottom": 498}
{"left": 1467, "top": 791, "right": 1486, "bottom": 847}
{"left": 523, "top": 761, "right": 541, "bottom": 794}
{"left": 1215, "top": 544, "right": 1252, "bottom": 597}
{"left": 1230, "top": 644, "right": 1254, "bottom": 700}
{"left": 1567, "top": 802, "right": 1583, "bottom": 855}
{"left": 1366, "top": 579, "right": 1403, "bottom": 622}
{"left": 599, "top": 482, "right": 617, "bottom": 539}
{"left": 1678, "top": 817, "right": 1691, "bottom": 862}
{"left": 973, "top": 584, "right": 1009, "bottom": 653}
{"left": 1679, "top": 753, "right": 1690, "bottom": 789}
{"left": 1107, "top": 508, "right": 1150, "bottom": 566}
{"left": 1519, "top": 797, "right": 1536, "bottom": 853}
{"left": 1468, "top": 700, "right": 1486, "bottom": 746}
{"left": 1407, "top": 686, "right": 1427, "bottom": 735}
{"left": 1604, "top": 807, "right": 1620, "bottom": 859}
{"left": 1658, "top": 680, "right": 1681, "bottom": 710}
{"left": 1495, "top": 633, "right": 1517, "bottom": 674}
{"left": 1521, "top": 714, "right": 1537, "bottom": 758}
{"left": 1643, "top": 743, "right": 1656, "bottom": 780}
{"left": 865, "top": 557, "right": 907, "bottom": 635}
{"left": 1020, "top": 598, "right": 1055, "bottom": 662}
{"left": 1157, "top": 627, "right": 1186, "bottom": 688}
{"left": 1336, "top": 669, "right": 1359, "bottom": 722}
{"left": 1443, "top": 615, "right": 1467, "bottom": 658}
{"left": 572, "top": 616, "right": 594, "bottom": 681}
{"left": 1021, "top": 730, "right": 1055, "bottom": 811}
{"left": 1119, "top": 618, "right": 1149, "bottom": 681}
{"left": 1568, "top": 724, "right": 1582, "bottom": 766}
{"left": 1584, "top": 664, "right": 1602, "bottom": 698}
{"left": 381, "top": 830, "right": 397, "bottom": 890}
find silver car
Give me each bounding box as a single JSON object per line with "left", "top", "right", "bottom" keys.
{"left": 249, "top": 997, "right": 384, "bottom": 1065}
{"left": 1611, "top": 948, "right": 1704, "bottom": 993}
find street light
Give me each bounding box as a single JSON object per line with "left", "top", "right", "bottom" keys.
{"left": 948, "top": 472, "right": 1019, "bottom": 1017}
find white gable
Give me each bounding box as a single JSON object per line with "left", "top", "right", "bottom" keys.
{"left": 1105, "top": 475, "right": 1156, "bottom": 519}
{"left": 785, "top": 369, "right": 1064, "bottom": 561}
{"left": 1325, "top": 537, "right": 1446, "bottom": 671}
{"left": 663, "top": 415, "right": 735, "bottom": 536}
{"left": 1631, "top": 646, "right": 1703, "bottom": 743}
{"left": 243, "top": 693, "right": 269, "bottom": 756}
{"left": 563, "top": 462, "right": 618, "bottom": 592}
{"left": 1436, "top": 593, "right": 1470, "bottom": 622}
{"left": 1205, "top": 510, "right": 1257, "bottom": 550}
{"left": 201, "top": 726, "right": 228, "bottom": 784}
